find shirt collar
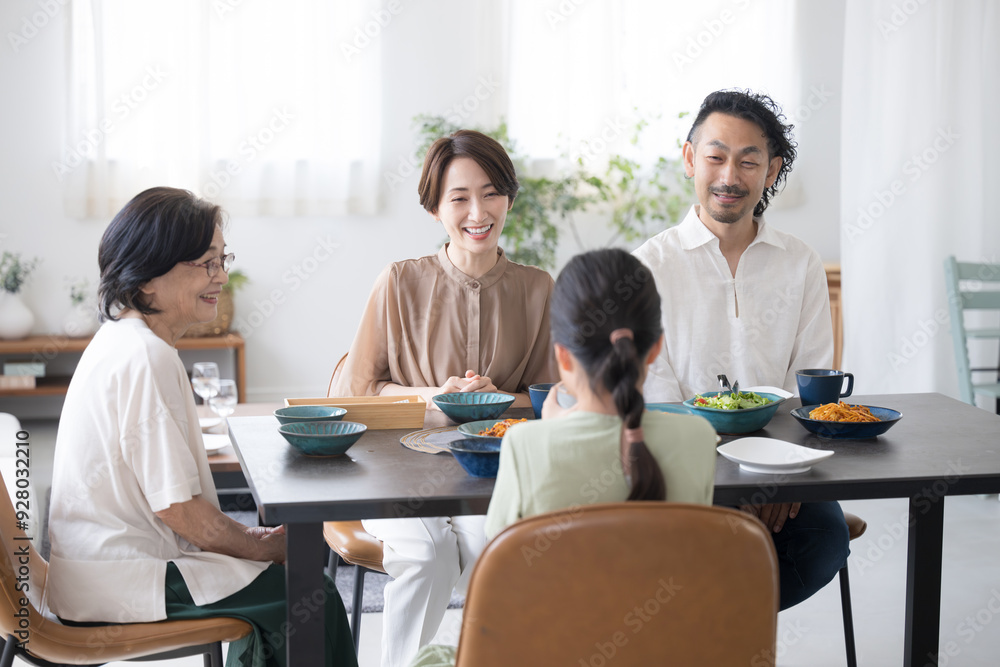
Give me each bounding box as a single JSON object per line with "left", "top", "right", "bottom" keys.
{"left": 436, "top": 244, "right": 508, "bottom": 289}
{"left": 677, "top": 205, "right": 786, "bottom": 252}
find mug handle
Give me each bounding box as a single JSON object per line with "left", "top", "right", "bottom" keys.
{"left": 840, "top": 372, "right": 854, "bottom": 398}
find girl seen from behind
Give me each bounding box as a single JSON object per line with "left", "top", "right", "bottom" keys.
{"left": 484, "top": 248, "right": 719, "bottom": 538}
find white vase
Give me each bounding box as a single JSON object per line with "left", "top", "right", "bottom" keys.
{"left": 0, "top": 292, "right": 35, "bottom": 339}
{"left": 63, "top": 303, "right": 99, "bottom": 337}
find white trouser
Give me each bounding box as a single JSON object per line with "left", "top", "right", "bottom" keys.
{"left": 363, "top": 515, "right": 487, "bottom": 667}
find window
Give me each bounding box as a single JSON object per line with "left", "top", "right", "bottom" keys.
{"left": 60, "top": 0, "right": 384, "bottom": 218}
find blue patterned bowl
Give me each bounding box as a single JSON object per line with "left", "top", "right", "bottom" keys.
{"left": 273, "top": 406, "right": 347, "bottom": 426}
{"left": 277, "top": 420, "right": 366, "bottom": 456}
{"left": 431, "top": 392, "right": 515, "bottom": 423}
{"left": 448, "top": 438, "right": 502, "bottom": 477}
{"left": 791, "top": 405, "right": 902, "bottom": 439}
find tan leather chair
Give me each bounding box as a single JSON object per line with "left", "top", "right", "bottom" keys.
{"left": 0, "top": 471, "right": 251, "bottom": 667}
{"left": 840, "top": 511, "right": 868, "bottom": 667}
{"left": 454, "top": 502, "right": 779, "bottom": 666}
{"left": 324, "top": 352, "right": 388, "bottom": 651}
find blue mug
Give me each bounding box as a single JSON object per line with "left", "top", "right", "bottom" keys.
{"left": 528, "top": 383, "right": 556, "bottom": 419}
{"left": 796, "top": 369, "right": 854, "bottom": 406}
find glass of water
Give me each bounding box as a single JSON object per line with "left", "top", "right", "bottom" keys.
{"left": 209, "top": 379, "right": 238, "bottom": 419}
{"left": 191, "top": 362, "right": 220, "bottom": 403}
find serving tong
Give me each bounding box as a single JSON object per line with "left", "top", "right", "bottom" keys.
{"left": 717, "top": 374, "right": 740, "bottom": 396}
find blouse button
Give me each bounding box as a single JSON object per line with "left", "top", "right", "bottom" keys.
{"left": 470, "top": 281, "right": 480, "bottom": 289}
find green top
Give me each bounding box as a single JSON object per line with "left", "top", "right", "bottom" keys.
{"left": 484, "top": 410, "right": 718, "bottom": 540}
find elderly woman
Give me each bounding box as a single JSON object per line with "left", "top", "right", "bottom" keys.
{"left": 47, "top": 187, "right": 357, "bottom": 667}
{"left": 332, "top": 130, "right": 557, "bottom": 666}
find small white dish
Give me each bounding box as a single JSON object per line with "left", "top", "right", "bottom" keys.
{"left": 202, "top": 433, "right": 231, "bottom": 454}
{"left": 742, "top": 385, "right": 794, "bottom": 399}
{"left": 200, "top": 417, "right": 223, "bottom": 432}
{"left": 717, "top": 437, "right": 833, "bottom": 474}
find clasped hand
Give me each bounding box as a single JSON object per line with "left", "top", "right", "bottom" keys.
{"left": 440, "top": 369, "right": 497, "bottom": 394}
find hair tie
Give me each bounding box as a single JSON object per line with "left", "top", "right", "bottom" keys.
{"left": 609, "top": 328, "right": 634, "bottom": 345}
{"left": 623, "top": 426, "right": 645, "bottom": 444}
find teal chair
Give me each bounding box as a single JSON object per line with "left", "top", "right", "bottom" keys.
{"left": 944, "top": 257, "right": 1000, "bottom": 412}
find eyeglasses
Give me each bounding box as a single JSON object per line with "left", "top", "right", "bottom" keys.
{"left": 182, "top": 253, "right": 235, "bottom": 278}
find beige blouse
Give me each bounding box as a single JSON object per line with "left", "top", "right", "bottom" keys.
{"left": 333, "top": 245, "right": 558, "bottom": 396}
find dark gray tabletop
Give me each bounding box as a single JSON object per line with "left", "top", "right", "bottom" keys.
{"left": 227, "top": 393, "right": 1000, "bottom": 525}
{"left": 712, "top": 392, "right": 1000, "bottom": 504}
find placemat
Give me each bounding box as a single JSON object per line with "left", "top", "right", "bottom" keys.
{"left": 400, "top": 425, "right": 464, "bottom": 454}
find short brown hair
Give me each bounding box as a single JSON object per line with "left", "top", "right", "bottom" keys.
{"left": 417, "top": 130, "right": 519, "bottom": 213}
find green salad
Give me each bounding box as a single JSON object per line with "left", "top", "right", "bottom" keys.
{"left": 693, "top": 391, "right": 772, "bottom": 410}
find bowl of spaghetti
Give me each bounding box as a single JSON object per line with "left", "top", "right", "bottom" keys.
{"left": 457, "top": 418, "right": 528, "bottom": 440}
{"left": 791, "top": 402, "right": 902, "bottom": 439}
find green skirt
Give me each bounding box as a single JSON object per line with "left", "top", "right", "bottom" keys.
{"left": 164, "top": 562, "right": 358, "bottom": 667}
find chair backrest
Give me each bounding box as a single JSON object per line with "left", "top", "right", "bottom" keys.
{"left": 455, "top": 503, "right": 779, "bottom": 667}
{"left": 326, "top": 353, "right": 349, "bottom": 397}
{"left": 944, "top": 257, "right": 1000, "bottom": 404}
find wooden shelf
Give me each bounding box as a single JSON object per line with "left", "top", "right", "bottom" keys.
{"left": 0, "top": 332, "right": 246, "bottom": 401}
{"left": 0, "top": 376, "right": 72, "bottom": 397}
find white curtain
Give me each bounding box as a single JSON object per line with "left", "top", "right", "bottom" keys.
{"left": 507, "top": 0, "right": 798, "bottom": 167}
{"left": 61, "top": 0, "right": 383, "bottom": 218}
{"left": 840, "top": 1, "right": 1000, "bottom": 404}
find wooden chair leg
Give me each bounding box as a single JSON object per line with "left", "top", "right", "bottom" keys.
{"left": 839, "top": 565, "right": 858, "bottom": 667}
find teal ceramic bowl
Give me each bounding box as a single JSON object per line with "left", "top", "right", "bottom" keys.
{"left": 273, "top": 406, "right": 348, "bottom": 426}
{"left": 431, "top": 392, "right": 515, "bottom": 423}
{"left": 277, "top": 420, "right": 366, "bottom": 456}
{"left": 448, "top": 438, "right": 502, "bottom": 477}
{"left": 652, "top": 391, "right": 786, "bottom": 435}
{"left": 456, "top": 419, "right": 527, "bottom": 442}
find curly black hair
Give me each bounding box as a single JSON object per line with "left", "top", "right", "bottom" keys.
{"left": 686, "top": 89, "right": 797, "bottom": 217}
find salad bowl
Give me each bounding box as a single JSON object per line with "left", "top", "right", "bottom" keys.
{"left": 649, "top": 391, "right": 786, "bottom": 436}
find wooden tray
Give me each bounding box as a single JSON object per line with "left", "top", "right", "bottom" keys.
{"left": 282, "top": 395, "right": 426, "bottom": 430}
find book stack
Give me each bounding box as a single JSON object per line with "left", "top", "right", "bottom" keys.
{"left": 1, "top": 359, "right": 45, "bottom": 390}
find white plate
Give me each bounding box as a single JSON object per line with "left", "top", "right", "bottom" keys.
{"left": 200, "top": 417, "right": 223, "bottom": 432}
{"left": 742, "top": 385, "right": 794, "bottom": 399}
{"left": 202, "top": 433, "right": 231, "bottom": 454}
{"left": 717, "top": 437, "right": 833, "bottom": 474}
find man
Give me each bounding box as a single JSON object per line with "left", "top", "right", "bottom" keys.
{"left": 633, "top": 89, "right": 848, "bottom": 610}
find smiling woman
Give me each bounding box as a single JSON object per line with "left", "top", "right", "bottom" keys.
{"left": 49, "top": 187, "right": 358, "bottom": 667}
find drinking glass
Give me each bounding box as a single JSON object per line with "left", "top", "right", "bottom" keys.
{"left": 191, "top": 362, "right": 220, "bottom": 403}
{"left": 209, "top": 379, "right": 238, "bottom": 419}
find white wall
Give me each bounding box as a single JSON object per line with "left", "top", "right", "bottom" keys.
{"left": 0, "top": 1, "right": 846, "bottom": 410}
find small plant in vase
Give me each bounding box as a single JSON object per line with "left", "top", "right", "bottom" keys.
{"left": 63, "top": 277, "right": 99, "bottom": 337}
{"left": 0, "top": 251, "right": 41, "bottom": 340}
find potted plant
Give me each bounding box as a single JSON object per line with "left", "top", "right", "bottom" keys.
{"left": 62, "top": 277, "right": 100, "bottom": 337}
{"left": 0, "top": 251, "right": 41, "bottom": 340}
{"left": 184, "top": 268, "right": 249, "bottom": 337}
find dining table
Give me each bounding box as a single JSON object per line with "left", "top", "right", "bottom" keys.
{"left": 225, "top": 392, "right": 1000, "bottom": 667}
